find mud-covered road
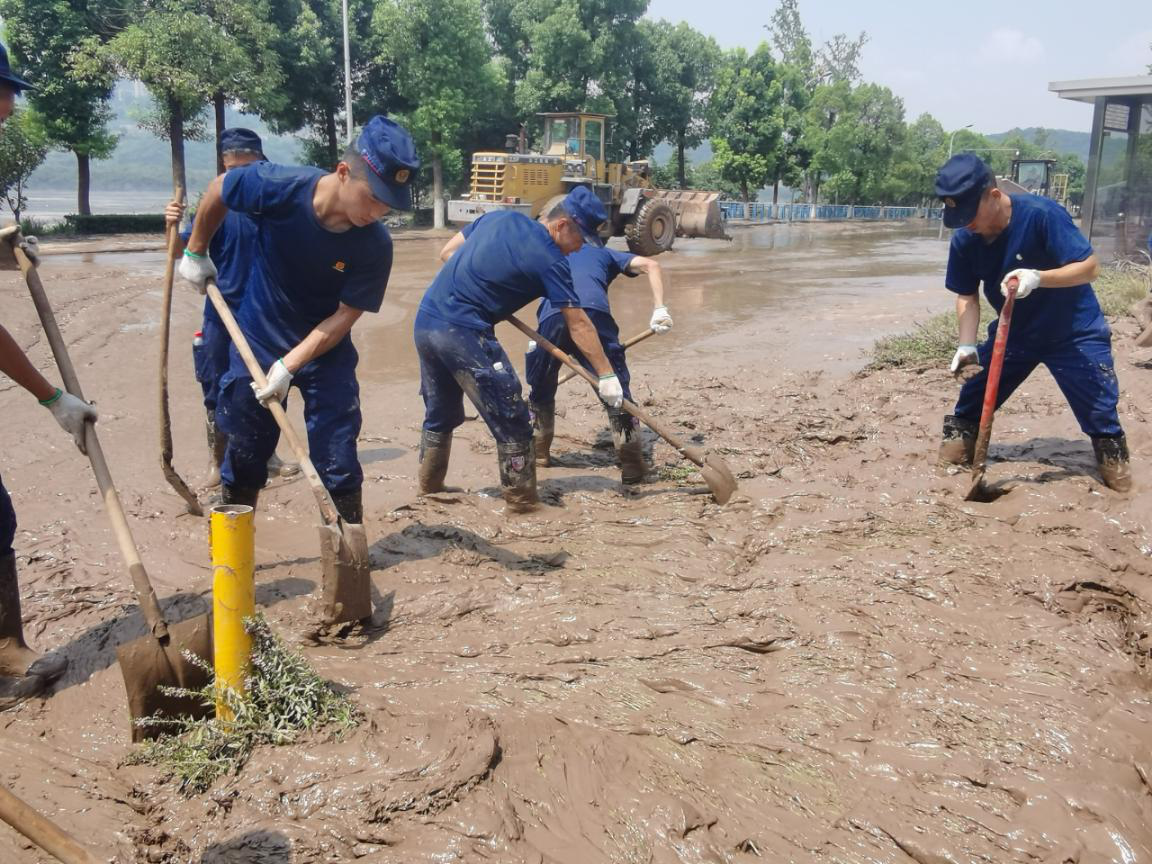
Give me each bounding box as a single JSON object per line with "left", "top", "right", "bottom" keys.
{"left": 2, "top": 222, "right": 1151, "bottom": 863}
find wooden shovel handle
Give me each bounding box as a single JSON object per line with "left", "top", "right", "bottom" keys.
{"left": 0, "top": 784, "right": 102, "bottom": 864}
{"left": 506, "top": 315, "right": 706, "bottom": 469}
{"left": 11, "top": 242, "right": 171, "bottom": 642}
{"left": 556, "top": 328, "right": 656, "bottom": 385}
{"left": 971, "top": 281, "right": 1018, "bottom": 474}
{"left": 205, "top": 281, "right": 341, "bottom": 526}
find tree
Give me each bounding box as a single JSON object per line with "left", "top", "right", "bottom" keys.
{"left": 0, "top": 107, "right": 49, "bottom": 222}
{"left": 373, "top": 0, "right": 500, "bottom": 228}
{"left": 0, "top": 0, "right": 119, "bottom": 215}
{"left": 885, "top": 112, "right": 945, "bottom": 205}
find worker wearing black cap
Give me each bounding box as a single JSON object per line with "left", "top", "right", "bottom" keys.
{"left": 935, "top": 153, "right": 1130, "bottom": 491}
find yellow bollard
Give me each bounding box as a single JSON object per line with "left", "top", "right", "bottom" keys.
{"left": 210, "top": 504, "right": 255, "bottom": 721}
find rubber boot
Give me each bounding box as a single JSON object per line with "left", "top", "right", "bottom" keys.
{"left": 331, "top": 489, "right": 364, "bottom": 525}
{"left": 938, "top": 414, "right": 978, "bottom": 466}
{"left": 608, "top": 408, "right": 647, "bottom": 484}
{"left": 205, "top": 412, "right": 225, "bottom": 489}
{"left": 0, "top": 552, "right": 66, "bottom": 711}
{"left": 267, "top": 451, "right": 301, "bottom": 479}
{"left": 498, "top": 441, "right": 538, "bottom": 513}
{"left": 418, "top": 430, "right": 453, "bottom": 494}
{"left": 1093, "top": 435, "right": 1132, "bottom": 493}
{"left": 530, "top": 402, "right": 555, "bottom": 467}
{"left": 221, "top": 484, "right": 260, "bottom": 509}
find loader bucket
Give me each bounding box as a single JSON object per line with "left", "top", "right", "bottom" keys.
{"left": 647, "top": 189, "right": 729, "bottom": 240}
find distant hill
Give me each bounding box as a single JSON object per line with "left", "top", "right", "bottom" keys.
{"left": 986, "top": 127, "right": 1090, "bottom": 162}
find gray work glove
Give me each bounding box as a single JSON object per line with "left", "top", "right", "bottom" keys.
{"left": 41, "top": 389, "right": 98, "bottom": 454}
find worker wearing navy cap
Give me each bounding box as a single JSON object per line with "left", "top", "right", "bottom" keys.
{"left": 165, "top": 128, "right": 296, "bottom": 487}
{"left": 935, "top": 153, "right": 1130, "bottom": 491}
{"left": 178, "top": 115, "right": 419, "bottom": 526}
{"left": 416, "top": 186, "right": 624, "bottom": 513}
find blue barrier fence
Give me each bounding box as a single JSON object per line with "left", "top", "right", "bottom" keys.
{"left": 719, "top": 201, "right": 942, "bottom": 223}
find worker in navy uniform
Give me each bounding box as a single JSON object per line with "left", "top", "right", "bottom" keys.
{"left": 936, "top": 153, "right": 1130, "bottom": 491}
{"left": 177, "top": 115, "right": 419, "bottom": 526}
{"left": 417, "top": 186, "right": 624, "bottom": 513}
{"left": 0, "top": 42, "right": 98, "bottom": 709}
{"left": 525, "top": 243, "right": 672, "bottom": 483}
{"left": 165, "top": 128, "right": 297, "bottom": 487}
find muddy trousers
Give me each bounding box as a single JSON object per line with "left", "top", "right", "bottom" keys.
{"left": 952, "top": 334, "right": 1123, "bottom": 438}
{"left": 0, "top": 475, "right": 14, "bottom": 557}
{"left": 524, "top": 309, "right": 634, "bottom": 406}
{"left": 217, "top": 340, "right": 363, "bottom": 497}
{"left": 193, "top": 312, "right": 231, "bottom": 412}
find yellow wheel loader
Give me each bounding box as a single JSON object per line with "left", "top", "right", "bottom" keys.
{"left": 447, "top": 112, "right": 729, "bottom": 255}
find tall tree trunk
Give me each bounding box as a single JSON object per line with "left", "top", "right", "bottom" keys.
{"left": 772, "top": 178, "right": 780, "bottom": 205}
{"left": 167, "top": 95, "right": 187, "bottom": 199}
{"left": 432, "top": 155, "right": 445, "bottom": 230}
{"left": 676, "top": 130, "right": 686, "bottom": 188}
{"left": 740, "top": 179, "right": 749, "bottom": 202}
{"left": 324, "top": 109, "right": 339, "bottom": 169}
{"left": 75, "top": 152, "right": 92, "bottom": 216}
{"left": 213, "top": 92, "right": 226, "bottom": 175}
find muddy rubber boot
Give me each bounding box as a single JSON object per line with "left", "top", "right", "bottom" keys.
{"left": 530, "top": 402, "right": 555, "bottom": 467}
{"left": 418, "top": 430, "right": 453, "bottom": 494}
{"left": 267, "top": 451, "right": 301, "bottom": 479}
{"left": 498, "top": 441, "right": 538, "bottom": 513}
{"left": 1093, "top": 435, "right": 1132, "bottom": 493}
{"left": 221, "top": 484, "right": 260, "bottom": 509}
{"left": 0, "top": 552, "right": 66, "bottom": 711}
{"left": 331, "top": 490, "right": 364, "bottom": 525}
{"left": 938, "top": 414, "right": 978, "bottom": 466}
{"left": 205, "top": 412, "right": 225, "bottom": 489}
{"left": 608, "top": 408, "right": 647, "bottom": 484}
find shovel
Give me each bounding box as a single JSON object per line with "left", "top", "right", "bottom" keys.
{"left": 507, "top": 315, "right": 738, "bottom": 504}
{"left": 0, "top": 783, "right": 102, "bottom": 864}
{"left": 205, "top": 281, "right": 372, "bottom": 625}
{"left": 965, "top": 279, "right": 1018, "bottom": 501}
{"left": 158, "top": 186, "right": 203, "bottom": 516}
{"left": 556, "top": 327, "right": 656, "bottom": 386}
{"left": 2, "top": 230, "right": 212, "bottom": 742}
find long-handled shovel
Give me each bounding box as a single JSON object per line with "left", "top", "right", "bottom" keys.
{"left": 507, "top": 315, "right": 738, "bottom": 504}
{"left": 205, "top": 281, "right": 372, "bottom": 625}
{"left": 965, "top": 279, "right": 1018, "bottom": 501}
{"left": 158, "top": 187, "right": 203, "bottom": 516}
{"left": 2, "top": 231, "right": 212, "bottom": 742}
{"left": 556, "top": 327, "right": 656, "bottom": 386}
{"left": 0, "top": 784, "right": 102, "bottom": 864}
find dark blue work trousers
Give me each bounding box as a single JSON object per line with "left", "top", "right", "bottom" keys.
{"left": 414, "top": 311, "right": 532, "bottom": 444}
{"left": 954, "top": 327, "right": 1123, "bottom": 438}
{"left": 0, "top": 475, "right": 15, "bottom": 557}
{"left": 217, "top": 340, "right": 363, "bottom": 495}
{"left": 192, "top": 313, "right": 230, "bottom": 412}
{"left": 525, "top": 309, "right": 633, "bottom": 406}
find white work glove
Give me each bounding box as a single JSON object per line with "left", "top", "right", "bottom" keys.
{"left": 950, "top": 344, "right": 979, "bottom": 375}
{"left": 177, "top": 249, "right": 217, "bottom": 295}
{"left": 650, "top": 305, "right": 673, "bottom": 334}
{"left": 251, "top": 359, "right": 293, "bottom": 406}
{"left": 598, "top": 373, "right": 624, "bottom": 409}
{"left": 41, "top": 389, "right": 98, "bottom": 455}
{"left": 1001, "top": 268, "right": 1041, "bottom": 300}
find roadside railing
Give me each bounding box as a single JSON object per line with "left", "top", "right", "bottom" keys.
{"left": 719, "top": 201, "right": 944, "bottom": 223}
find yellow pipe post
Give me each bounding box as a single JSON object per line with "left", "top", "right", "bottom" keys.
{"left": 210, "top": 504, "right": 255, "bottom": 721}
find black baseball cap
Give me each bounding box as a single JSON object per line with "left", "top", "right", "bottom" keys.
{"left": 355, "top": 115, "right": 420, "bottom": 211}
{"left": 220, "top": 127, "right": 264, "bottom": 156}
{"left": 935, "top": 153, "right": 994, "bottom": 229}
{"left": 0, "top": 44, "right": 32, "bottom": 93}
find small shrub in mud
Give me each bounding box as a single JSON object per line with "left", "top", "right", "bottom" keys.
{"left": 127, "top": 615, "right": 361, "bottom": 794}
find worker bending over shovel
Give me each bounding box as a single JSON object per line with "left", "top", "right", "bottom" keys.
{"left": 0, "top": 42, "right": 98, "bottom": 709}
{"left": 178, "top": 115, "right": 419, "bottom": 524}
{"left": 525, "top": 243, "right": 672, "bottom": 483}
{"left": 416, "top": 186, "right": 624, "bottom": 512}
{"left": 165, "top": 127, "right": 297, "bottom": 488}
{"left": 936, "top": 154, "right": 1131, "bottom": 491}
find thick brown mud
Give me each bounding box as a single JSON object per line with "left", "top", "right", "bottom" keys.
{"left": 1, "top": 223, "right": 1150, "bottom": 862}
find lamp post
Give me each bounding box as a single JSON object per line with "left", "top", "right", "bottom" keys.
{"left": 938, "top": 124, "right": 973, "bottom": 240}
{"left": 342, "top": 0, "right": 353, "bottom": 145}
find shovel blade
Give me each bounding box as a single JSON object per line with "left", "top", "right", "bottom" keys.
{"left": 319, "top": 522, "right": 372, "bottom": 625}
{"left": 116, "top": 613, "right": 213, "bottom": 742}
{"left": 701, "top": 455, "right": 738, "bottom": 505}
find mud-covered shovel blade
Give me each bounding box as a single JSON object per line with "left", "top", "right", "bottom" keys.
{"left": 700, "top": 454, "right": 738, "bottom": 504}
{"left": 116, "top": 613, "right": 213, "bottom": 742}
{"left": 319, "top": 522, "right": 372, "bottom": 625}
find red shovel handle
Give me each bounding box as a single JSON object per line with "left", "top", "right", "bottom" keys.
{"left": 977, "top": 279, "right": 1018, "bottom": 431}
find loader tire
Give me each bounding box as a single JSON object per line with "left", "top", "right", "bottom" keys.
{"left": 625, "top": 200, "right": 676, "bottom": 256}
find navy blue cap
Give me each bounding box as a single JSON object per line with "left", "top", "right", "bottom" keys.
{"left": 355, "top": 115, "right": 420, "bottom": 212}
{"left": 220, "top": 127, "right": 263, "bottom": 156}
{"left": 561, "top": 185, "right": 608, "bottom": 247}
{"left": 0, "top": 44, "right": 32, "bottom": 93}
{"left": 936, "top": 153, "right": 994, "bottom": 229}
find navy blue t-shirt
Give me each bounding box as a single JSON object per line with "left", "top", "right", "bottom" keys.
{"left": 419, "top": 210, "right": 580, "bottom": 330}
{"left": 221, "top": 163, "right": 392, "bottom": 357}
{"left": 181, "top": 210, "right": 256, "bottom": 325}
{"left": 946, "top": 195, "right": 1105, "bottom": 345}
{"left": 538, "top": 245, "right": 637, "bottom": 323}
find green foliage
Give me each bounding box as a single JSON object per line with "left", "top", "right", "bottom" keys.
{"left": 0, "top": 108, "right": 50, "bottom": 221}
{"left": 708, "top": 45, "right": 786, "bottom": 201}
{"left": 128, "top": 615, "right": 361, "bottom": 795}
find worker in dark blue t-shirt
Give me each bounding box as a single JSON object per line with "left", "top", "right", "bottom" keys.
{"left": 415, "top": 186, "right": 624, "bottom": 513}
{"left": 525, "top": 244, "right": 671, "bottom": 484}
{"left": 935, "top": 154, "right": 1130, "bottom": 491}
{"left": 177, "top": 115, "right": 419, "bottom": 525}
{"left": 166, "top": 128, "right": 297, "bottom": 488}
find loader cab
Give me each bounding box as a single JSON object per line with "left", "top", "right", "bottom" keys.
{"left": 540, "top": 112, "right": 611, "bottom": 183}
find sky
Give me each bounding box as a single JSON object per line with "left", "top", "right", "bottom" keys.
{"left": 645, "top": 0, "right": 1152, "bottom": 134}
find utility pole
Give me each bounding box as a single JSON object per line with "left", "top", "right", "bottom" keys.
{"left": 342, "top": 0, "right": 353, "bottom": 145}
